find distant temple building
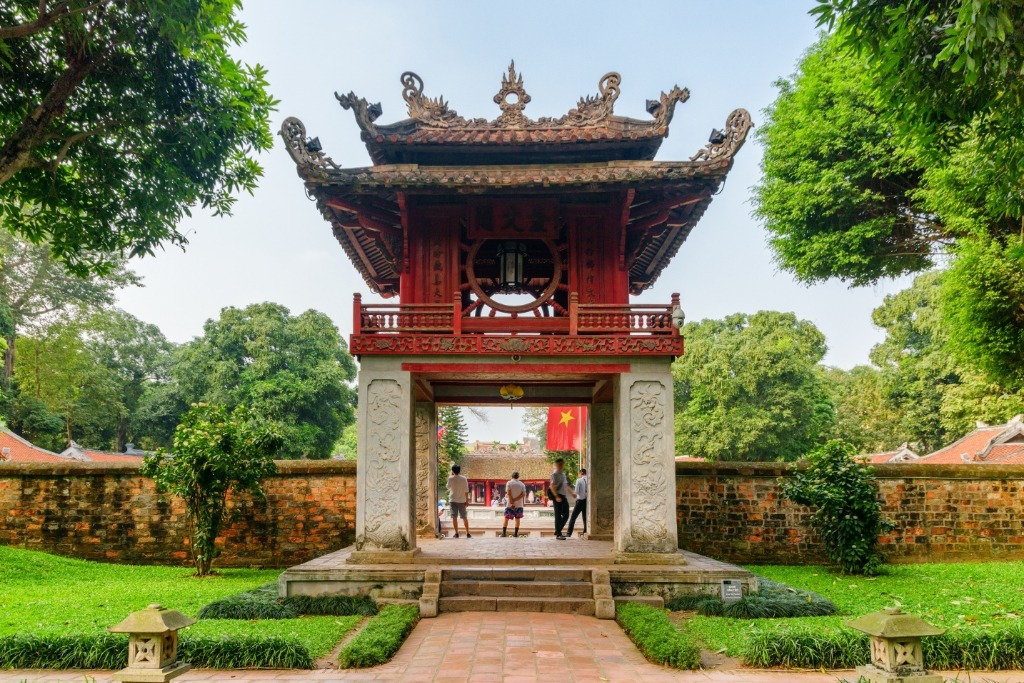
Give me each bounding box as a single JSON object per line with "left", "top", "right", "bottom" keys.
{"left": 460, "top": 437, "right": 551, "bottom": 506}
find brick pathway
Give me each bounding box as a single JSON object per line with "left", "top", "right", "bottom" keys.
{"left": 3, "top": 613, "right": 1023, "bottom": 683}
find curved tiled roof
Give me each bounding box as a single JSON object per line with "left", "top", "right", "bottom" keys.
{"left": 0, "top": 429, "right": 68, "bottom": 463}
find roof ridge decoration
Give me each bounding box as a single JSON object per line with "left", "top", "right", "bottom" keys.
{"left": 333, "top": 61, "right": 691, "bottom": 134}
{"left": 689, "top": 109, "right": 753, "bottom": 162}
{"left": 280, "top": 117, "right": 341, "bottom": 172}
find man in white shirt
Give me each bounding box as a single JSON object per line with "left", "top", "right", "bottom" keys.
{"left": 502, "top": 471, "right": 527, "bottom": 538}
{"left": 566, "top": 467, "right": 588, "bottom": 538}
{"left": 446, "top": 464, "right": 471, "bottom": 538}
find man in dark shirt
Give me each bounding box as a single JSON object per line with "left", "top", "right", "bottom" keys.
{"left": 548, "top": 458, "right": 571, "bottom": 540}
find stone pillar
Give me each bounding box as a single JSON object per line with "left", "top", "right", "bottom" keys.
{"left": 613, "top": 365, "right": 679, "bottom": 556}
{"left": 414, "top": 402, "right": 438, "bottom": 538}
{"left": 588, "top": 402, "right": 615, "bottom": 541}
{"left": 351, "top": 361, "right": 418, "bottom": 561}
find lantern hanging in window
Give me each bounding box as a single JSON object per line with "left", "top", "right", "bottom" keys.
{"left": 497, "top": 241, "right": 528, "bottom": 293}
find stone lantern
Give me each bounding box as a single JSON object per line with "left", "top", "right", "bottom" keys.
{"left": 846, "top": 607, "right": 946, "bottom": 683}
{"left": 108, "top": 603, "right": 195, "bottom": 683}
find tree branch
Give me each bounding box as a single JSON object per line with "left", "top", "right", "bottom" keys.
{"left": 0, "top": 0, "right": 112, "bottom": 41}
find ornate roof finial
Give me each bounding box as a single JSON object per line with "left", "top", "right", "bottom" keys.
{"left": 494, "top": 60, "right": 532, "bottom": 128}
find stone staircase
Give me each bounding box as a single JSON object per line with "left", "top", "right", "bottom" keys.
{"left": 418, "top": 567, "right": 626, "bottom": 618}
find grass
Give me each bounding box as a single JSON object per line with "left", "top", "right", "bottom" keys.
{"left": 0, "top": 546, "right": 361, "bottom": 669}
{"left": 338, "top": 604, "right": 419, "bottom": 668}
{"left": 197, "top": 583, "right": 377, "bottom": 620}
{"left": 666, "top": 577, "right": 836, "bottom": 618}
{"left": 681, "top": 562, "right": 1024, "bottom": 670}
{"left": 616, "top": 602, "right": 701, "bottom": 669}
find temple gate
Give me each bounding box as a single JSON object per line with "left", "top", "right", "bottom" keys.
{"left": 280, "top": 63, "right": 752, "bottom": 602}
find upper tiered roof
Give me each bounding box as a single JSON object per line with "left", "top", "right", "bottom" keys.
{"left": 281, "top": 63, "right": 752, "bottom": 297}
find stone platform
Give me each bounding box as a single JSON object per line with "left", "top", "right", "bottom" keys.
{"left": 278, "top": 538, "right": 757, "bottom": 616}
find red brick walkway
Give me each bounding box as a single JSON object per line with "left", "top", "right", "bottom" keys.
{"left": 3, "top": 613, "right": 1023, "bottom": 683}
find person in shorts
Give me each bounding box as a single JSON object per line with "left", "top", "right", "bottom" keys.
{"left": 502, "top": 471, "right": 526, "bottom": 537}
{"left": 446, "top": 464, "right": 471, "bottom": 538}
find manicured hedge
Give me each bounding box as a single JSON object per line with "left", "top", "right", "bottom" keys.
{"left": 616, "top": 602, "right": 701, "bottom": 670}
{"left": 197, "top": 582, "right": 378, "bottom": 620}
{"left": 338, "top": 604, "right": 419, "bottom": 668}
{"left": 666, "top": 578, "right": 836, "bottom": 619}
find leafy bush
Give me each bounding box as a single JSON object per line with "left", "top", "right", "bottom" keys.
{"left": 197, "top": 583, "right": 297, "bottom": 620}
{"left": 180, "top": 635, "right": 313, "bottom": 669}
{"left": 744, "top": 626, "right": 868, "bottom": 669}
{"left": 0, "top": 632, "right": 314, "bottom": 670}
{"left": 285, "top": 594, "right": 378, "bottom": 617}
{"left": 745, "top": 624, "right": 1024, "bottom": 670}
{"left": 141, "top": 403, "right": 282, "bottom": 576}
{"left": 198, "top": 583, "right": 379, "bottom": 620}
{"left": 782, "top": 440, "right": 895, "bottom": 575}
{"left": 666, "top": 578, "right": 836, "bottom": 619}
{"left": 615, "top": 602, "right": 701, "bottom": 670}
{"left": 338, "top": 604, "right": 419, "bottom": 668}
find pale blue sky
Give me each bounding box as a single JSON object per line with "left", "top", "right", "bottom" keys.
{"left": 116, "top": 1, "right": 913, "bottom": 442}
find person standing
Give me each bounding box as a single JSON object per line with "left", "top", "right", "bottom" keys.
{"left": 447, "top": 464, "right": 471, "bottom": 538}
{"left": 565, "top": 467, "right": 588, "bottom": 538}
{"left": 502, "top": 471, "right": 527, "bottom": 537}
{"left": 548, "top": 458, "right": 571, "bottom": 540}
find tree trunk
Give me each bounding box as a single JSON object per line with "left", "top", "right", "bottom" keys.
{"left": 2, "top": 335, "right": 14, "bottom": 392}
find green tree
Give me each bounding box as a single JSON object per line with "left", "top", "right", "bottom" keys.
{"left": 334, "top": 421, "right": 358, "bottom": 460}
{"left": 141, "top": 403, "right": 281, "bottom": 576}
{"left": 437, "top": 406, "right": 468, "bottom": 495}
{"left": 0, "top": 231, "right": 138, "bottom": 389}
{"left": 172, "top": 303, "right": 357, "bottom": 459}
{"left": 0, "top": 0, "right": 277, "bottom": 274}
{"left": 673, "top": 311, "right": 834, "bottom": 461}
{"left": 820, "top": 365, "right": 904, "bottom": 453}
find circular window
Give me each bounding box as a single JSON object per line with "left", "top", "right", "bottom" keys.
{"left": 465, "top": 239, "right": 562, "bottom": 314}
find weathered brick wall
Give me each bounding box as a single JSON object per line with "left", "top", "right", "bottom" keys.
{"left": 677, "top": 462, "right": 1024, "bottom": 565}
{"left": 4, "top": 460, "right": 1022, "bottom": 568}
{"left": 0, "top": 460, "right": 356, "bottom": 568}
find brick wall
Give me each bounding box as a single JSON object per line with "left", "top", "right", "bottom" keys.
{"left": 676, "top": 462, "right": 1024, "bottom": 564}
{"left": 3, "top": 460, "right": 1023, "bottom": 568}
{"left": 0, "top": 460, "right": 356, "bottom": 568}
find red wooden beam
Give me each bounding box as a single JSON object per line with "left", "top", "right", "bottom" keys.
{"left": 401, "top": 363, "right": 631, "bottom": 374}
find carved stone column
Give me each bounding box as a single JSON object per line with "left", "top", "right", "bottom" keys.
{"left": 351, "top": 360, "right": 418, "bottom": 562}
{"left": 414, "top": 402, "right": 438, "bottom": 538}
{"left": 588, "top": 402, "right": 615, "bottom": 541}
{"left": 613, "top": 365, "right": 679, "bottom": 557}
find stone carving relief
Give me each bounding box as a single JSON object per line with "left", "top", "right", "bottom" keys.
{"left": 358, "top": 379, "right": 408, "bottom": 551}
{"left": 628, "top": 380, "right": 670, "bottom": 551}
{"left": 414, "top": 405, "right": 433, "bottom": 535}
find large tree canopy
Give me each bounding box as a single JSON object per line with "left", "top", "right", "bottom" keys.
{"left": 672, "top": 311, "right": 834, "bottom": 461}
{"left": 172, "top": 303, "right": 357, "bottom": 459}
{"left": 0, "top": 0, "right": 276, "bottom": 274}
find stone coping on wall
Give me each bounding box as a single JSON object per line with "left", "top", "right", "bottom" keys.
{"left": 675, "top": 460, "right": 1024, "bottom": 480}
{"left": 0, "top": 458, "right": 357, "bottom": 477}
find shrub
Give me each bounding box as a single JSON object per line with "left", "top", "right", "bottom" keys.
{"left": 744, "top": 624, "right": 1024, "bottom": 670}
{"left": 744, "top": 626, "right": 868, "bottom": 669}
{"left": 782, "top": 440, "right": 895, "bottom": 575}
{"left": 141, "top": 403, "right": 282, "bottom": 576}
{"left": 0, "top": 632, "right": 315, "bottom": 670}
{"left": 665, "top": 578, "right": 836, "bottom": 619}
{"left": 285, "top": 594, "right": 378, "bottom": 617}
{"left": 338, "top": 604, "right": 419, "bottom": 668}
{"left": 615, "top": 602, "right": 701, "bottom": 670}
{"left": 197, "top": 583, "right": 297, "bottom": 620}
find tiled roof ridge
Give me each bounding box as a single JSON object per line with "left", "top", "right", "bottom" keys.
{"left": 0, "top": 426, "right": 66, "bottom": 459}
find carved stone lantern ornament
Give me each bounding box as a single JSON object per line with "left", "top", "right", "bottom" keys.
{"left": 108, "top": 604, "right": 195, "bottom": 683}
{"left": 846, "top": 607, "right": 945, "bottom": 683}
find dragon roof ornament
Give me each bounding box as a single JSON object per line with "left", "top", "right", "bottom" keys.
{"left": 334, "top": 61, "right": 690, "bottom": 134}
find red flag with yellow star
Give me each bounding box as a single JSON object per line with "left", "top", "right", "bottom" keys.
{"left": 546, "top": 406, "right": 586, "bottom": 451}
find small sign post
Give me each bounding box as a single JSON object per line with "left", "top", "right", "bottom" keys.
{"left": 721, "top": 579, "right": 743, "bottom": 603}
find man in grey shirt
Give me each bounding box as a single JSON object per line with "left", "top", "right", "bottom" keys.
{"left": 566, "top": 467, "right": 587, "bottom": 538}
{"left": 548, "top": 458, "right": 571, "bottom": 540}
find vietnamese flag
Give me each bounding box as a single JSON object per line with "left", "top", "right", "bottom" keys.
{"left": 546, "top": 407, "right": 587, "bottom": 451}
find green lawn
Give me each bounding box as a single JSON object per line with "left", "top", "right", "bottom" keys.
{"left": 686, "top": 562, "right": 1024, "bottom": 657}
{"left": 0, "top": 546, "right": 357, "bottom": 659}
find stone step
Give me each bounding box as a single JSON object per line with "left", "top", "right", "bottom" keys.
{"left": 613, "top": 595, "right": 665, "bottom": 608}
{"left": 440, "top": 579, "right": 593, "bottom": 599}
{"left": 445, "top": 568, "right": 593, "bottom": 582}
{"left": 439, "top": 596, "right": 595, "bottom": 615}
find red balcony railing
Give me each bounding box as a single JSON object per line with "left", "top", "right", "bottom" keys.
{"left": 353, "top": 293, "right": 680, "bottom": 337}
